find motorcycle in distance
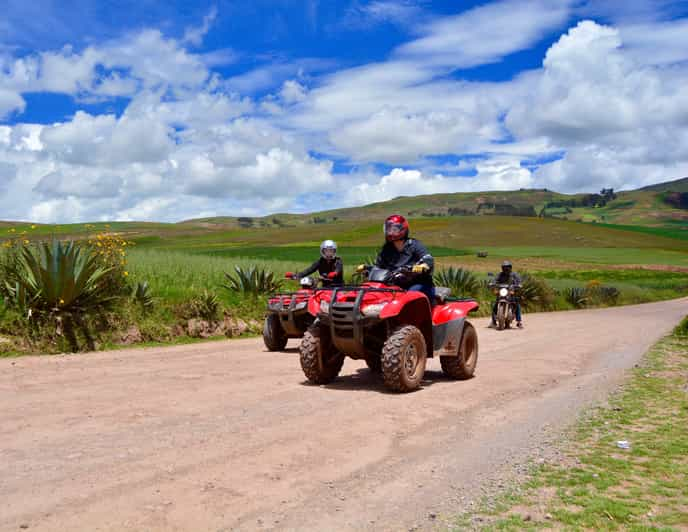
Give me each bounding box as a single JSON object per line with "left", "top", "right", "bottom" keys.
{"left": 300, "top": 266, "right": 480, "bottom": 393}
{"left": 488, "top": 272, "right": 521, "bottom": 331}
{"left": 263, "top": 273, "right": 333, "bottom": 351}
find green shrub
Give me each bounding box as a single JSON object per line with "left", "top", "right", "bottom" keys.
{"left": 434, "top": 267, "right": 480, "bottom": 297}
{"left": 519, "top": 273, "right": 556, "bottom": 311}
{"left": 564, "top": 287, "right": 588, "bottom": 308}
{"left": 7, "top": 240, "right": 118, "bottom": 351}
{"left": 131, "top": 281, "right": 154, "bottom": 313}
{"left": 176, "top": 290, "right": 221, "bottom": 322}
{"left": 222, "top": 266, "right": 283, "bottom": 296}
{"left": 673, "top": 316, "right": 688, "bottom": 337}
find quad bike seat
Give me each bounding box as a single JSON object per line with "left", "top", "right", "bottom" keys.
{"left": 434, "top": 286, "right": 452, "bottom": 304}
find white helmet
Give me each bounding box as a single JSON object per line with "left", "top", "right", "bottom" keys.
{"left": 320, "top": 239, "right": 337, "bottom": 260}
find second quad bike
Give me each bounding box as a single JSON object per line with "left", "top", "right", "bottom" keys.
{"left": 299, "top": 266, "right": 479, "bottom": 392}
{"left": 263, "top": 273, "right": 331, "bottom": 351}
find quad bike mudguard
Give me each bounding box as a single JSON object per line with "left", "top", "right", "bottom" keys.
{"left": 431, "top": 300, "right": 480, "bottom": 357}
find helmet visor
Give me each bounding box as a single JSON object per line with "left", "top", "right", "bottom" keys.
{"left": 322, "top": 246, "right": 336, "bottom": 259}
{"left": 384, "top": 221, "right": 405, "bottom": 239}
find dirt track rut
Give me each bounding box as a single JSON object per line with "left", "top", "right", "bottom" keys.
{"left": 1, "top": 298, "right": 686, "bottom": 531}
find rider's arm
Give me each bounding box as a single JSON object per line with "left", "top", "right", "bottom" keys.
{"left": 512, "top": 272, "right": 522, "bottom": 286}
{"left": 411, "top": 240, "right": 434, "bottom": 273}
{"left": 334, "top": 258, "right": 344, "bottom": 277}
{"left": 297, "top": 259, "right": 320, "bottom": 278}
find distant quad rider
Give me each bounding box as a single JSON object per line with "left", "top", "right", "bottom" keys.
{"left": 358, "top": 214, "right": 435, "bottom": 302}
{"left": 491, "top": 260, "right": 523, "bottom": 328}
{"left": 295, "top": 240, "right": 344, "bottom": 286}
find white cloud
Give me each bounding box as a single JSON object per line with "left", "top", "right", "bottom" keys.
{"left": 183, "top": 6, "right": 218, "bottom": 47}
{"left": 341, "top": 1, "right": 427, "bottom": 29}
{"left": 1, "top": 2, "right": 688, "bottom": 222}
{"left": 396, "top": 0, "right": 571, "bottom": 68}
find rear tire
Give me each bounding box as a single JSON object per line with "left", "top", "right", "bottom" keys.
{"left": 365, "top": 355, "right": 382, "bottom": 373}
{"left": 381, "top": 325, "right": 427, "bottom": 392}
{"left": 496, "top": 302, "right": 507, "bottom": 331}
{"left": 299, "top": 325, "right": 344, "bottom": 384}
{"left": 440, "top": 322, "right": 478, "bottom": 380}
{"left": 263, "top": 313, "right": 288, "bottom": 351}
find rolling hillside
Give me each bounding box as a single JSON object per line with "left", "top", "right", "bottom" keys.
{"left": 182, "top": 177, "right": 688, "bottom": 234}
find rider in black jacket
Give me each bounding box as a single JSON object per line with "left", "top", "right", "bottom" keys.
{"left": 491, "top": 260, "right": 523, "bottom": 328}
{"left": 296, "top": 239, "right": 344, "bottom": 286}
{"left": 360, "top": 215, "right": 435, "bottom": 302}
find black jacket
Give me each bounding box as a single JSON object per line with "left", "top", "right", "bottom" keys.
{"left": 375, "top": 239, "right": 434, "bottom": 287}
{"left": 495, "top": 271, "right": 522, "bottom": 286}
{"left": 298, "top": 257, "right": 344, "bottom": 285}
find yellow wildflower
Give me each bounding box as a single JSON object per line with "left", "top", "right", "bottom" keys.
{"left": 23, "top": 239, "right": 29, "bottom": 244}
{"left": 59, "top": 298, "right": 65, "bottom": 305}
{"left": 123, "top": 271, "right": 129, "bottom": 277}
{"left": 31, "top": 225, "right": 36, "bottom": 229}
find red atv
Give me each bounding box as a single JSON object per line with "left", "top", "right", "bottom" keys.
{"left": 300, "top": 266, "right": 479, "bottom": 392}
{"left": 263, "top": 273, "right": 333, "bottom": 351}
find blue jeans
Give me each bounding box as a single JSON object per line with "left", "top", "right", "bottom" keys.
{"left": 408, "top": 284, "right": 435, "bottom": 304}
{"left": 492, "top": 301, "right": 522, "bottom": 322}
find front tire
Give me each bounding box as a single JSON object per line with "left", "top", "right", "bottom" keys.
{"left": 263, "top": 313, "right": 288, "bottom": 351}
{"left": 381, "top": 325, "right": 427, "bottom": 392}
{"left": 300, "top": 325, "right": 344, "bottom": 384}
{"left": 440, "top": 322, "right": 478, "bottom": 380}
{"left": 496, "top": 302, "right": 507, "bottom": 331}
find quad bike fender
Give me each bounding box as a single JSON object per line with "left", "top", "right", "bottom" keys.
{"left": 432, "top": 317, "right": 465, "bottom": 357}
{"left": 378, "top": 290, "right": 430, "bottom": 319}
{"left": 380, "top": 293, "right": 434, "bottom": 354}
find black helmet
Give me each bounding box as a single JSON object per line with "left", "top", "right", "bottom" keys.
{"left": 501, "top": 260, "right": 512, "bottom": 272}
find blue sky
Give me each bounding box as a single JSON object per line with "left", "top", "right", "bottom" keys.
{"left": 1, "top": 0, "right": 688, "bottom": 222}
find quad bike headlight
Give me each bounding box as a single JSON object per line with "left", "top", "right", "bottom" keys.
{"left": 361, "top": 303, "right": 386, "bottom": 317}
{"left": 319, "top": 300, "right": 330, "bottom": 314}
{"left": 499, "top": 287, "right": 509, "bottom": 297}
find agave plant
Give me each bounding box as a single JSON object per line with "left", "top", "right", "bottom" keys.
{"left": 434, "top": 267, "right": 480, "bottom": 297}
{"left": 518, "top": 273, "right": 555, "bottom": 311}
{"left": 131, "top": 281, "right": 154, "bottom": 313}
{"left": 194, "top": 290, "right": 221, "bottom": 322}
{"left": 564, "top": 287, "right": 588, "bottom": 308}
{"left": 222, "top": 266, "right": 283, "bottom": 296}
{"left": 12, "top": 240, "right": 116, "bottom": 351}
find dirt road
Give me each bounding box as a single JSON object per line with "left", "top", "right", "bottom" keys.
{"left": 1, "top": 298, "right": 686, "bottom": 531}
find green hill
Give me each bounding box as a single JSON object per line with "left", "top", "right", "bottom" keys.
{"left": 182, "top": 178, "right": 688, "bottom": 236}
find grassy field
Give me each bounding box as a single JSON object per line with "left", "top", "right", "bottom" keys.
{"left": 458, "top": 318, "right": 688, "bottom": 530}
{"left": 2, "top": 193, "right": 687, "bottom": 355}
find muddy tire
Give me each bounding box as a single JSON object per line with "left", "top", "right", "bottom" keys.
{"left": 365, "top": 355, "right": 382, "bottom": 373}
{"left": 440, "top": 322, "right": 478, "bottom": 380}
{"left": 299, "top": 325, "right": 344, "bottom": 384}
{"left": 381, "top": 325, "right": 427, "bottom": 392}
{"left": 496, "top": 302, "right": 507, "bottom": 331}
{"left": 263, "top": 313, "right": 288, "bottom": 351}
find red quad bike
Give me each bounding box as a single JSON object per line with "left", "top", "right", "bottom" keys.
{"left": 263, "top": 273, "right": 333, "bottom": 351}
{"left": 300, "top": 266, "right": 479, "bottom": 392}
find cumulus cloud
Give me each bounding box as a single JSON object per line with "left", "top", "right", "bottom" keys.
{"left": 507, "top": 19, "right": 688, "bottom": 192}
{"left": 1, "top": 1, "right": 687, "bottom": 222}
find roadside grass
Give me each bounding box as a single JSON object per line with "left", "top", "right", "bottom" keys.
{"left": 455, "top": 318, "right": 688, "bottom": 531}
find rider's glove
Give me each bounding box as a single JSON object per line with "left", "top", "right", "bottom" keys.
{"left": 412, "top": 263, "right": 430, "bottom": 274}
{"left": 355, "top": 264, "right": 367, "bottom": 273}
{"left": 327, "top": 271, "right": 337, "bottom": 279}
